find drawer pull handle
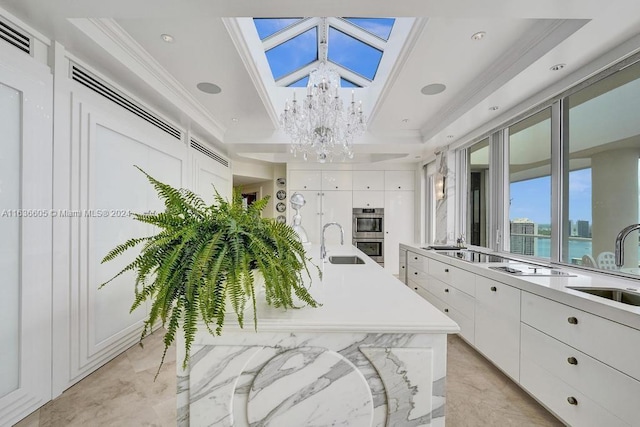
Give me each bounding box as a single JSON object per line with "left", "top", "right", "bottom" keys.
{"left": 367, "top": 186, "right": 370, "bottom": 189}
{"left": 414, "top": 256, "right": 418, "bottom": 260}
{"left": 414, "top": 272, "right": 418, "bottom": 275}
{"left": 444, "top": 308, "right": 449, "bottom": 313}
{"left": 567, "top": 357, "right": 578, "bottom": 365}
{"left": 567, "top": 396, "right": 578, "bottom": 406}
{"left": 444, "top": 288, "right": 449, "bottom": 293}
{"left": 414, "top": 287, "right": 418, "bottom": 291}
{"left": 401, "top": 266, "right": 405, "bottom": 269}
{"left": 490, "top": 286, "right": 497, "bottom": 292}
{"left": 444, "top": 268, "right": 449, "bottom": 273}
{"left": 567, "top": 316, "right": 579, "bottom": 325}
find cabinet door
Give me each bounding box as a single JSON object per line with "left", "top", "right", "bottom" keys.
{"left": 322, "top": 170, "right": 352, "bottom": 190}
{"left": 321, "top": 191, "right": 353, "bottom": 245}
{"left": 290, "top": 170, "right": 322, "bottom": 190}
{"left": 474, "top": 276, "right": 521, "bottom": 381}
{"left": 289, "top": 190, "right": 322, "bottom": 244}
{"left": 384, "top": 191, "right": 414, "bottom": 275}
{"left": 353, "top": 190, "right": 384, "bottom": 208}
{"left": 353, "top": 171, "right": 384, "bottom": 190}
{"left": 384, "top": 170, "right": 415, "bottom": 191}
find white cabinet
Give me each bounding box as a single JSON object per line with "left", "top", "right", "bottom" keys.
{"left": 384, "top": 191, "right": 414, "bottom": 275}
{"left": 322, "top": 170, "right": 352, "bottom": 190}
{"left": 384, "top": 171, "right": 415, "bottom": 191}
{"left": 353, "top": 191, "right": 384, "bottom": 208}
{"left": 289, "top": 170, "right": 321, "bottom": 190}
{"left": 353, "top": 171, "right": 384, "bottom": 191}
{"left": 474, "top": 276, "right": 521, "bottom": 381}
{"left": 321, "top": 191, "right": 353, "bottom": 245}
{"left": 399, "top": 248, "right": 408, "bottom": 285}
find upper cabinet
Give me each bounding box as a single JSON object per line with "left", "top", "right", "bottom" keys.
{"left": 321, "top": 170, "right": 352, "bottom": 190}
{"left": 384, "top": 171, "right": 415, "bottom": 191}
{"left": 289, "top": 170, "right": 322, "bottom": 190}
{"left": 353, "top": 171, "right": 384, "bottom": 191}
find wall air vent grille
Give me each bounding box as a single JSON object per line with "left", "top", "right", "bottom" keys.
{"left": 70, "top": 63, "right": 182, "bottom": 140}
{"left": 190, "top": 139, "right": 229, "bottom": 168}
{"left": 0, "top": 19, "right": 31, "bottom": 54}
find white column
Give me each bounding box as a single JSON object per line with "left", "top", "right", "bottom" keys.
{"left": 591, "top": 148, "right": 640, "bottom": 267}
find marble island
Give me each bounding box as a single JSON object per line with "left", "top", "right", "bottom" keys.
{"left": 177, "top": 244, "right": 459, "bottom": 427}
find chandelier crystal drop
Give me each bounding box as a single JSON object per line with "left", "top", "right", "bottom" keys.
{"left": 281, "top": 62, "right": 366, "bottom": 163}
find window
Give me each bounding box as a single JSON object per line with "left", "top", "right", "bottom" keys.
{"left": 343, "top": 18, "right": 395, "bottom": 40}
{"left": 265, "top": 28, "right": 318, "bottom": 80}
{"left": 564, "top": 60, "right": 640, "bottom": 271}
{"left": 508, "top": 108, "right": 552, "bottom": 259}
{"left": 468, "top": 138, "right": 490, "bottom": 247}
{"left": 253, "top": 18, "right": 304, "bottom": 40}
{"left": 328, "top": 27, "right": 383, "bottom": 80}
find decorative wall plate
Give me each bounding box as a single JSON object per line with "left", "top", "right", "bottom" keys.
{"left": 276, "top": 190, "right": 287, "bottom": 200}
{"left": 276, "top": 215, "right": 286, "bottom": 224}
{"left": 276, "top": 178, "right": 286, "bottom": 187}
{"left": 276, "top": 202, "right": 286, "bottom": 212}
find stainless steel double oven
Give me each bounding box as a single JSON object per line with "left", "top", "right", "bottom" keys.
{"left": 352, "top": 208, "right": 384, "bottom": 265}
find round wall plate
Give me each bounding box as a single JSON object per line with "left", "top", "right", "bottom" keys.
{"left": 276, "top": 215, "right": 286, "bottom": 224}
{"left": 276, "top": 190, "right": 287, "bottom": 200}
{"left": 276, "top": 178, "right": 286, "bottom": 187}
{"left": 276, "top": 202, "right": 286, "bottom": 212}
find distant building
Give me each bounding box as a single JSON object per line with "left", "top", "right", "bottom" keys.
{"left": 510, "top": 218, "right": 536, "bottom": 256}
{"left": 577, "top": 220, "right": 591, "bottom": 238}
{"left": 569, "top": 220, "right": 578, "bottom": 237}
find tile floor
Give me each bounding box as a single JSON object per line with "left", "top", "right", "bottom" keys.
{"left": 14, "top": 332, "right": 562, "bottom": 426}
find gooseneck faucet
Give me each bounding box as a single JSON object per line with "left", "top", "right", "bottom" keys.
{"left": 321, "top": 222, "right": 344, "bottom": 260}
{"left": 615, "top": 223, "right": 640, "bottom": 267}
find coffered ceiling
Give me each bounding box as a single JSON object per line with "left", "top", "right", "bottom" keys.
{"left": 2, "top": 0, "right": 640, "bottom": 164}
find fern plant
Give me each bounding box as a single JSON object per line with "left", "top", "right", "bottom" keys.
{"left": 100, "top": 167, "right": 320, "bottom": 371}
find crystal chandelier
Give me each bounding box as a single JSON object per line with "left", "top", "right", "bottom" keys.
{"left": 281, "top": 60, "right": 366, "bottom": 163}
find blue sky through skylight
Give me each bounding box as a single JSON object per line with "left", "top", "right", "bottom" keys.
{"left": 344, "top": 18, "right": 395, "bottom": 40}
{"left": 328, "top": 27, "right": 383, "bottom": 80}
{"left": 288, "top": 76, "right": 309, "bottom": 88}
{"left": 254, "top": 18, "right": 303, "bottom": 40}
{"left": 265, "top": 28, "right": 318, "bottom": 80}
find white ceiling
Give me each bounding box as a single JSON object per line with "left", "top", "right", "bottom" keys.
{"left": 2, "top": 0, "right": 640, "bottom": 164}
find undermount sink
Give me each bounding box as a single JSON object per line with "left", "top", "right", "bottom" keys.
{"left": 568, "top": 287, "right": 640, "bottom": 306}
{"left": 328, "top": 255, "right": 365, "bottom": 265}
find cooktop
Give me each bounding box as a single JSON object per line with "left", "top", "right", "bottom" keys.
{"left": 437, "top": 250, "right": 520, "bottom": 263}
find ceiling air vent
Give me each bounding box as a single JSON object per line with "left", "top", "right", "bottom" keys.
{"left": 0, "top": 19, "right": 30, "bottom": 54}
{"left": 70, "top": 63, "right": 182, "bottom": 140}
{"left": 190, "top": 139, "right": 229, "bottom": 168}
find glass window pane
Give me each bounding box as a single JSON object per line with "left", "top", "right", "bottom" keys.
{"left": 253, "top": 18, "right": 303, "bottom": 40}
{"left": 343, "top": 18, "right": 395, "bottom": 40}
{"left": 265, "top": 28, "right": 318, "bottom": 80}
{"left": 508, "top": 108, "right": 552, "bottom": 259}
{"left": 287, "top": 76, "right": 309, "bottom": 88}
{"left": 328, "top": 27, "right": 383, "bottom": 80}
{"left": 565, "top": 61, "right": 640, "bottom": 275}
{"left": 340, "top": 78, "right": 360, "bottom": 88}
{"left": 0, "top": 82, "right": 21, "bottom": 398}
{"left": 468, "top": 138, "right": 490, "bottom": 247}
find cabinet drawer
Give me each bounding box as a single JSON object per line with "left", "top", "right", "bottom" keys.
{"left": 521, "top": 324, "right": 640, "bottom": 426}
{"left": 352, "top": 191, "right": 384, "bottom": 208}
{"left": 353, "top": 171, "right": 384, "bottom": 191}
{"left": 521, "top": 352, "right": 627, "bottom": 427}
{"left": 322, "top": 170, "right": 352, "bottom": 190}
{"left": 450, "top": 267, "right": 475, "bottom": 296}
{"left": 290, "top": 170, "right": 321, "bottom": 190}
{"left": 475, "top": 276, "right": 521, "bottom": 381}
{"left": 407, "top": 252, "right": 428, "bottom": 272}
{"left": 384, "top": 170, "right": 415, "bottom": 191}
{"left": 521, "top": 292, "right": 640, "bottom": 381}
{"left": 426, "top": 277, "right": 474, "bottom": 317}
{"left": 428, "top": 259, "right": 452, "bottom": 284}
{"left": 416, "top": 288, "right": 473, "bottom": 344}
{"left": 408, "top": 267, "right": 428, "bottom": 288}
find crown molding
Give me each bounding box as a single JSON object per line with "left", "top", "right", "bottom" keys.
{"left": 69, "top": 18, "right": 227, "bottom": 143}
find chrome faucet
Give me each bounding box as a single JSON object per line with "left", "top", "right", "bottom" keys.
{"left": 615, "top": 224, "right": 640, "bottom": 267}
{"left": 321, "top": 222, "right": 344, "bottom": 260}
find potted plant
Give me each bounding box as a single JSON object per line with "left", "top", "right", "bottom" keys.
{"left": 100, "top": 167, "right": 320, "bottom": 371}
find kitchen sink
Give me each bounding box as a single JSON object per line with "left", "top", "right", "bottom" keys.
{"left": 328, "top": 255, "right": 365, "bottom": 265}
{"left": 567, "top": 287, "right": 640, "bottom": 306}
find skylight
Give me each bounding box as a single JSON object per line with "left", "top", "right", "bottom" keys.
{"left": 253, "top": 17, "right": 395, "bottom": 88}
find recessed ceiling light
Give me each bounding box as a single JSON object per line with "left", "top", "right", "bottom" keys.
{"left": 471, "top": 31, "right": 486, "bottom": 41}
{"left": 421, "top": 83, "right": 446, "bottom": 95}
{"left": 489, "top": 105, "right": 500, "bottom": 111}
{"left": 197, "top": 82, "right": 222, "bottom": 94}
{"left": 160, "top": 33, "right": 174, "bottom": 43}
{"left": 550, "top": 63, "right": 566, "bottom": 71}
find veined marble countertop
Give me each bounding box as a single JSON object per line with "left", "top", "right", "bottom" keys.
{"left": 401, "top": 243, "right": 640, "bottom": 330}
{"left": 222, "top": 244, "right": 460, "bottom": 334}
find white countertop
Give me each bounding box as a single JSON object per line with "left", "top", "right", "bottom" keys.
{"left": 224, "top": 244, "right": 460, "bottom": 335}
{"left": 401, "top": 243, "right": 640, "bottom": 331}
